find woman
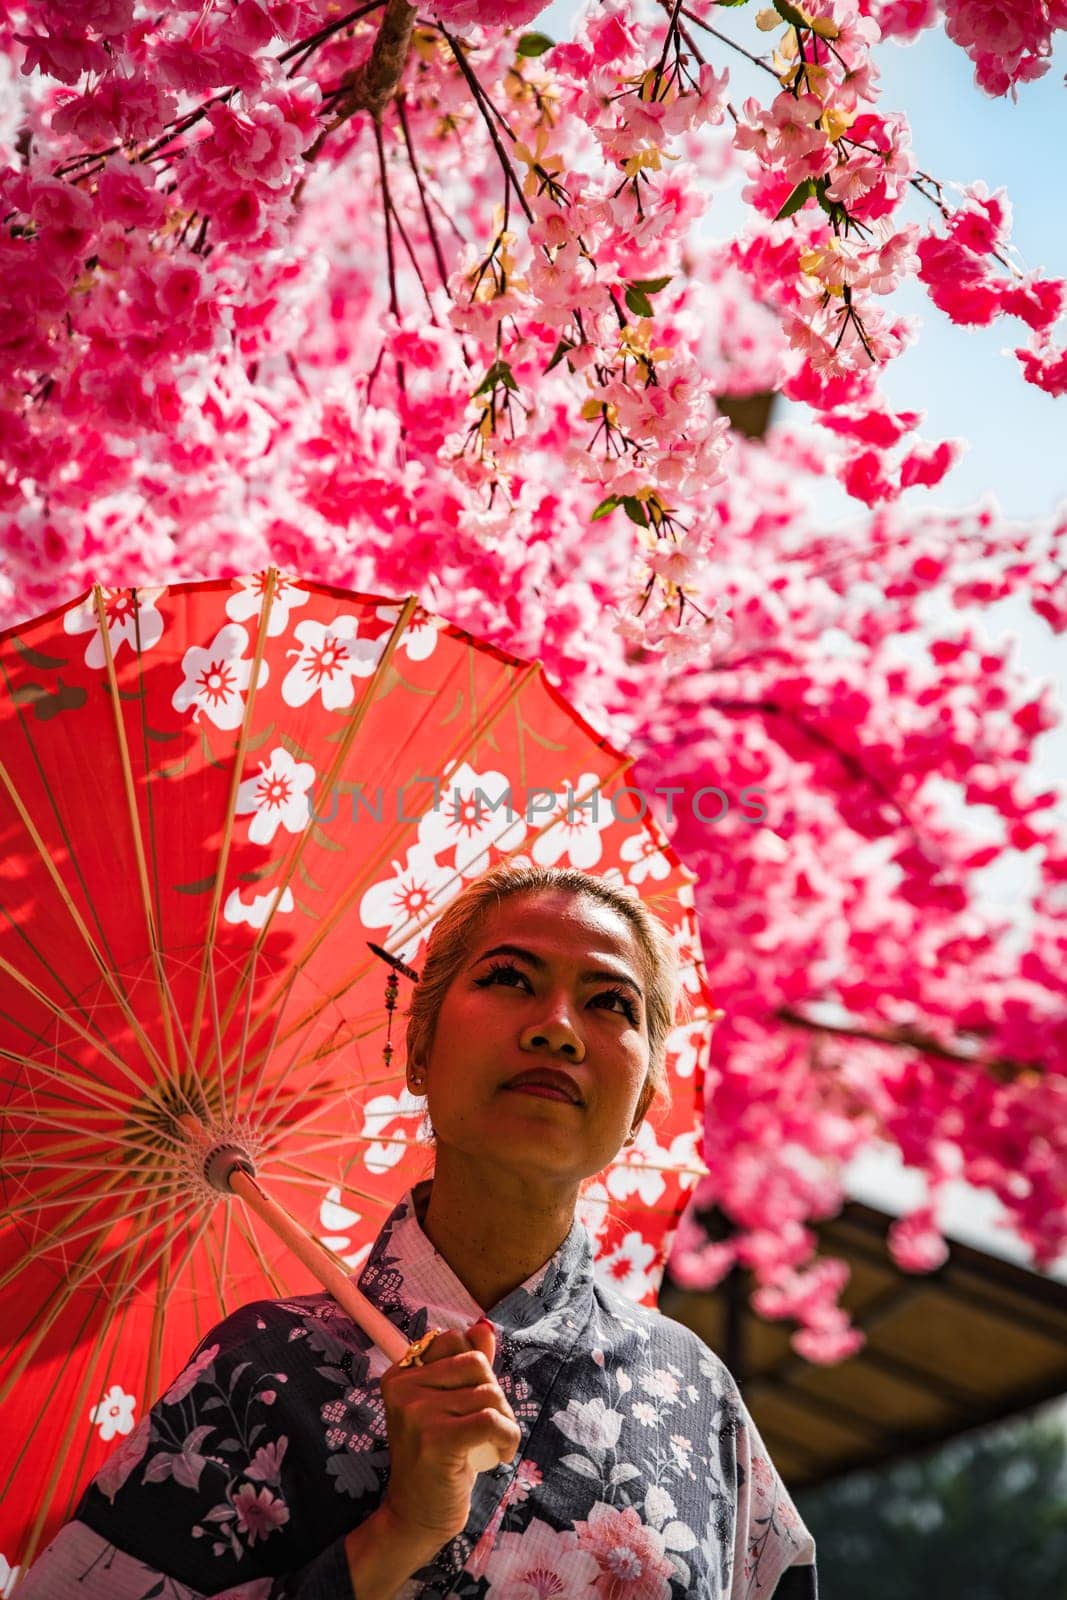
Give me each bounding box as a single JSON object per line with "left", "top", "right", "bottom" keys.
{"left": 18, "top": 863, "right": 817, "bottom": 1599}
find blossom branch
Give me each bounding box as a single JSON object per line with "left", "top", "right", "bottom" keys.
{"left": 52, "top": 2, "right": 388, "bottom": 182}
{"left": 707, "top": 695, "right": 920, "bottom": 838}
{"left": 437, "top": 25, "right": 535, "bottom": 225}
{"left": 283, "top": 0, "right": 387, "bottom": 79}
{"left": 776, "top": 1007, "right": 1041, "bottom": 1084}
{"left": 306, "top": 0, "right": 417, "bottom": 159}
{"left": 670, "top": 0, "right": 998, "bottom": 240}
{"left": 395, "top": 94, "right": 452, "bottom": 295}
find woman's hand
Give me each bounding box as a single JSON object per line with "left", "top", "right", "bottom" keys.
{"left": 342, "top": 1320, "right": 519, "bottom": 1597}
{"left": 378, "top": 1318, "right": 521, "bottom": 1553}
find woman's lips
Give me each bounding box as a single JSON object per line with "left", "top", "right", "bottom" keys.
{"left": 505, "top": 1083, "right": 578, "bottom": 1103}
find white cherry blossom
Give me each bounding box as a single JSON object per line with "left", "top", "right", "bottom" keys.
{"left": 576, "top": 1181, "right": 611, "bottom": 1243}
{"left": 226, "top": 571, "right": 309, "bottom": 636}
{"left": 318, "top": 1185, "right": 373, "bottom": 1270}
{"left": 417, "top": 760, "right": 526, "bottom": 878}
{"left": 374, "top": 602, "right": 446, "bottom": 662}
{"left": 594, "top": 1231, "right": 659, "bottom": 1302}
{"left": 671, "top": 1020, "right": 711, "bottom": 1083}
{"left": 235, "top": 746, "right": 316, "bottom": 844}
{"left": 619, "top": 829, "right": 672, "bottom": 884}
{"left": 63, "top": 586, "right": 166, "bottom": 669}
{"left": 172, "top": 623, "right": 266, "bottom": 730}
{"left": 607, "top": 1122, "right": 703, "bottom": 1207}
{"left": 358, "top": 844, "right": 454, "bottom": 964}
{"left": 360, "top": 1090, "right": 424, "bottom": 1175}
{"left": 88, "top": 1385, "right": 136, "bottom": 1441}
{"left": 281, "top": 615, "right": 385, "bottom": 710}
{"left": 223, "top": 884, "right": 295, "bottom": 928}
{"left": 528, "top": 771, "right": 616, "bottom": 870}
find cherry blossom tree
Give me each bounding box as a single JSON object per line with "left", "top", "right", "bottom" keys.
{"left": 0, "top": 0, "right": 1064, "bottom": 1359}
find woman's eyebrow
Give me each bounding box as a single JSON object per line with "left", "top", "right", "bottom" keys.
{"left": 471, "top": 943, "right": 644, "bottom": 999}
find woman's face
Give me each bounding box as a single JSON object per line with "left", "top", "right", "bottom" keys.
{"left": 416, "top": 890, "right": 654, "bottom": 1191}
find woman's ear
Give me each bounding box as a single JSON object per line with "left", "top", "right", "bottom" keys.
{"left": 625, "top": 1077, "right": 655, "bottom": 1143}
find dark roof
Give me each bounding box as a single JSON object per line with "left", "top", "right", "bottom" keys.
{"left": 659, "top": 1201, "right": 1067, "bottom": 1489}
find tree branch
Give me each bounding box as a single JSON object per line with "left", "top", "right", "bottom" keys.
{"left": 307, "top": 0, "right": 417, "bottom": 159}
{"left": 395, "top": 93, "right": 451, "bottom": 295}
{"left": 776, "top": 1005, "right": 1042, "bottom": 1083}
{"left": 707, "top": 694, "right": 919, "bottom": 837}
{"left": 438, "top": 24, "right": 535, "bottom": 225}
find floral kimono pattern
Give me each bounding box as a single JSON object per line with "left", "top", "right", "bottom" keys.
{"left": 19, "top": 1187, "right": 817, "bottom": 1599}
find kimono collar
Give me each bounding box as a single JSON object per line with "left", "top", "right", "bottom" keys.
{"left": 358, "top": 1181, "right": 596, "bottom": 1349}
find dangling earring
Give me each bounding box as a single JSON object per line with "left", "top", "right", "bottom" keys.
{"left": 367, "top": 942, "right": 420, "bottom": 1076}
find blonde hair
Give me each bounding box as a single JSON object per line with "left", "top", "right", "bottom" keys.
{"left": 405, "top": 862, "right": 683, "bottom": 1115}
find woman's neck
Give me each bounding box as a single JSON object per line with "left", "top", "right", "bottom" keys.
{"left": 418, "top": 1159, "right": 579, "bottom": 1313}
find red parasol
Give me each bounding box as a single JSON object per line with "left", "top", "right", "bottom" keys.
{"left": 0, "top": 572, "right": 714, "bottom": 1582}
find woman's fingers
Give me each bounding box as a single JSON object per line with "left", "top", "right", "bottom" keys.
{"left": 408, "top": 1381, "right": 512, "bottom": 1421}
{"left": 417, "top": 1329, "right": 472, "bottom": 1366}
{"left": 404, "top": 1349, "right": 496, "bottom": 1389}
{"left": 386, "top": 1357, "right": 517, "bottom": 1424}
{"left": 439, "top": 1408, "right": 521, "bottom": 1463}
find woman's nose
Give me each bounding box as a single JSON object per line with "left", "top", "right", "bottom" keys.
{"left": 519, "top": 1001, "right": 586, "bottom": 1061}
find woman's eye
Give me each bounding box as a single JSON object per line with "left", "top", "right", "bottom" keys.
{"left": 596, "top": 989, "right": 640, "bottom": 1026}
{"left": 475, "top": 961, "right": 529, "bottom": 990}
{"left": 475, "top": 965, "right": 638, "bottom": 1025}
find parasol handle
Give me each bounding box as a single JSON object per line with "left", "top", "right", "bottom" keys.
{"left": 226, "top": 1169, "right": 501, "bottom": 1475}
{"left": 228, "top": 1168, "right": 410, "bottom": 1360}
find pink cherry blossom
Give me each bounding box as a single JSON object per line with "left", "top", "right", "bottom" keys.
{"left": 482, "top": 1515, "right": 599, "bottom": 1598}
{"left": 232, "top": 1482, "right": 290, "bottom": 1545}
{"left": 0, "top": 0, "right": 1063, "bottom": 1375}
{"left": 573, "top": 1503, "right": 674, "bottom": 1599}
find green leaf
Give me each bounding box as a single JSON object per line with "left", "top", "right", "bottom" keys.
{"left": 200, "top": 726, "right": 227, "bottom": 770}
{"left": 100, "top": 682, "right": 145, "bottom": 702}
{"left": 775, "top": 178, "right": 817, "bottom": 220}
{"left": 10, "top": 683, "right": 45, "bottom": 706}
{"left": 11, "top": 683, "right": 87, "bottom": 719}
{"left": 245, "top": 721, "right": 276, "bottom": 752}
{"left": 145, "top": 725, "right": 180, "bottom": 742}
{"left": 473, "top": 359, "right": 518, "bottom": 398}
{"left": 545, "top": 338, "right": 575, "bottom": 374}
{"left": 516, "top": 31, "right": 555, "bottom": 56}
{"left": 11, "top": 636, "right": 67, "bottom": 670}
{"left": 174, "top": 874, "right": 218, "bottom": 895}
{"left": 625, "top": 287, "right": 655, "bottom": 319}
{"left": 622, "top": 496, "right": 649, "bottom": 528}
{"left": 774, "top": 0, "right": 811, "bottom": 27}
{"left": 630, "top": 275, "right": 672, "bottom": 294}
{"left": 36, "top": 685, "right": 86, "bottom": 720}
{"left": 591, "top": 496, "right": 620, "bottom": 521}
{"left": 298, "top": 860, "right": 324, "bottom": 893}
{"left": 158, "top": 752, "right": 193, "bottom": 780}
{"left": 311, "top": 821, "right": 344, "bottom": 853}
{"left": 279, "top": 732, "right": 315, "bottom": 764}
{"left": 812, "top": 176, "right": 847, "bottom": 225}
{"left": 238, "top": 860, "right": 283, "bottom": 884}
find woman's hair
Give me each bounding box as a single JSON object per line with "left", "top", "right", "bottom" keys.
{"left": 404, "top": 862, "right": 684, "bottom": 1115}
